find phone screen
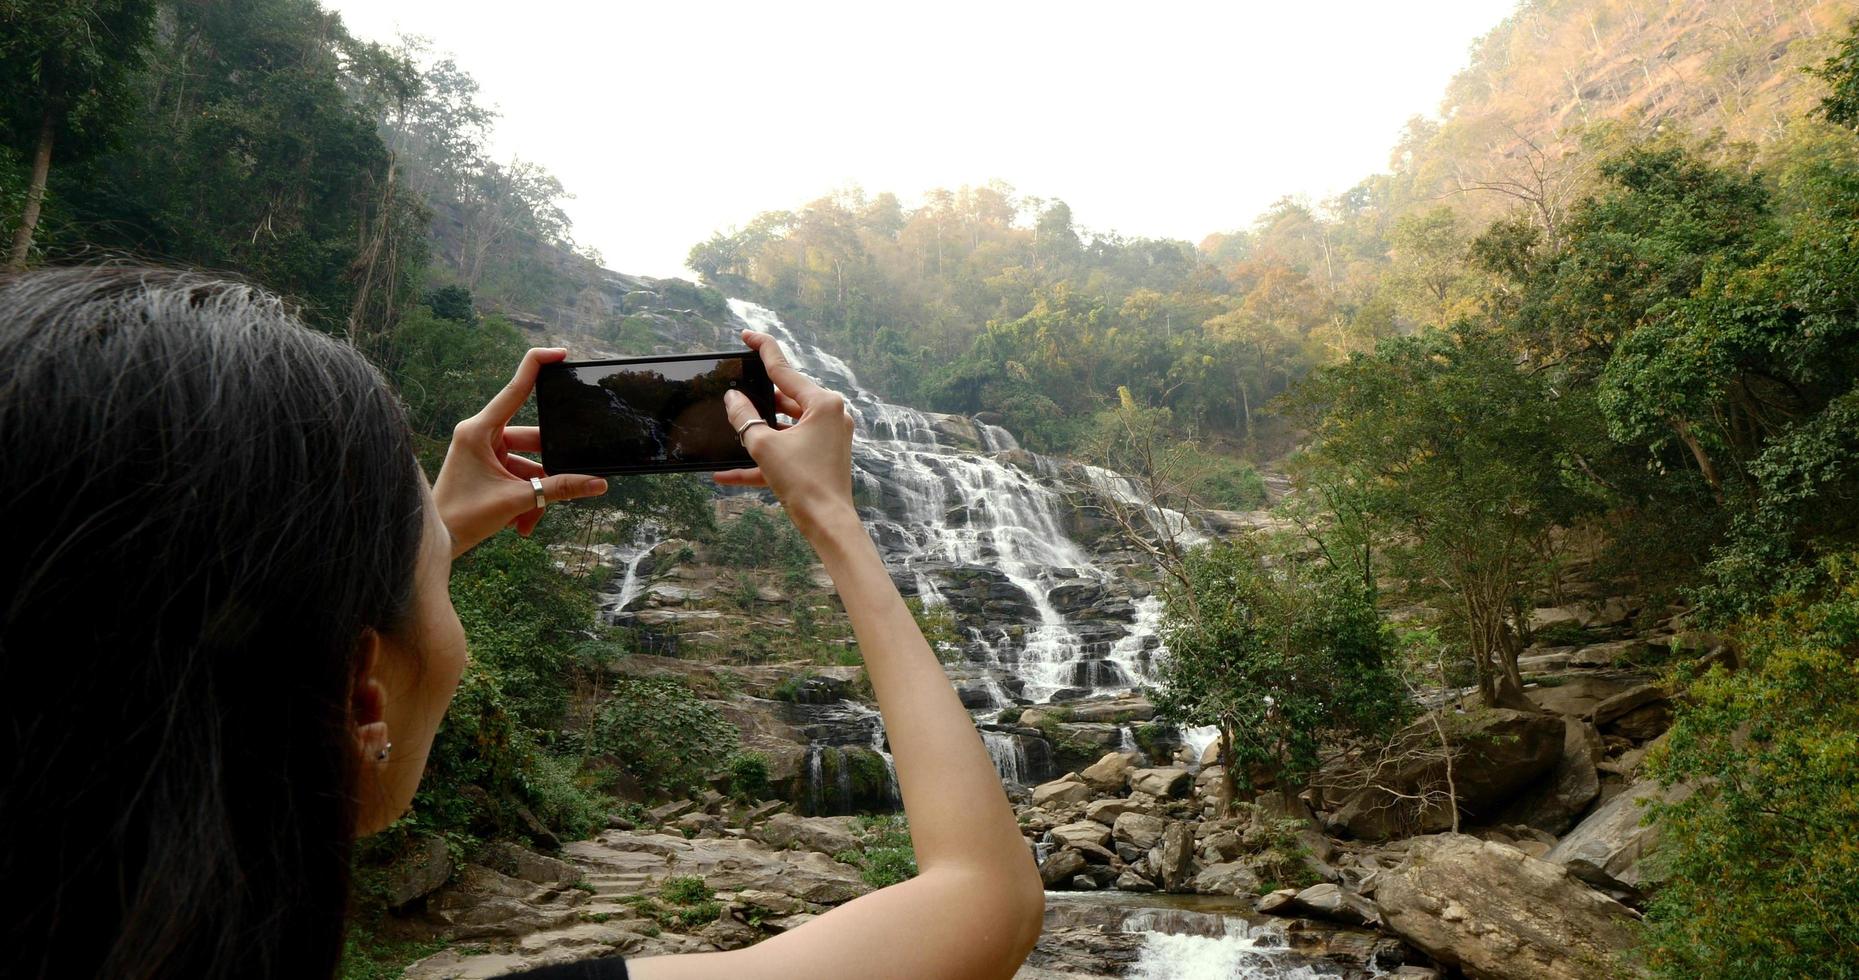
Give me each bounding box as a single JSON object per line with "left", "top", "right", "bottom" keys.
{"left": 536, "top": 351, "right": 777, "bottom": 476}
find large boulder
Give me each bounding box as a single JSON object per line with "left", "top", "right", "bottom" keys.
{"left": 1498, "top": 717, "right": 1603, "bottom": 834}
{"left": 1323, "top": 709, "right": 1565, "bottom": 841}
{"left": 1191, "top": 861, "right": 1260, "bottom": 896}
{"left": 1545, "top": 777, "right": 1691, "bottom": 890}
{"left": 1060, "top": 694, "right": 1157, "bottom": 724}
{"left": 1525, "top": 675, "right": 1644, "bottom": 718}
{"left": 754, "top": 813, "right": 858, "bottom": 857}
{"left": 1031, "top": 773, "right": 1093, "bottom": 807}
{"left": 1049, "top": 821, "right": 1113, "bottom": 851}
{"left": 1084, "top": 798, "right": 1146, "bottom": 825}
{"left": 1039, "top": 848, "right": 1088, "bottom": 887}
{"left": 384, "top": 834, "right": 454, "bottom": 908}
{"left": 1078, "top": 751, "right": 1138, "bottom": 793}
{"left": 1282, "top": 883, "right": 1379, "bottom": 927}
{"left": 1375, "top": 835, "right": 1643, "bottom": 980}
{"left": 1129, "top": 767, "right": 1192, "bottom": 798}
{"left": 1155, "top": 822, "right": 1196, "bottom": 892}
{"left": 1111, "top": 812, "right": 1167, "bottom": 851}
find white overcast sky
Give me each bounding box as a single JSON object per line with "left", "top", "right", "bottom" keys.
{"left": 325, "top": 0, "right": 1520, "bottom": 279}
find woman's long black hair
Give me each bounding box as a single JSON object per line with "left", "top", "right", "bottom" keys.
{"left": 0, "top": 267, "right": 429, "bottom": 979}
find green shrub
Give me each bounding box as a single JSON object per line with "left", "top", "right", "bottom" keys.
{"left": 906, "top": 597, "right": 965, "bottom": 662}
{"left": 581, "top": 677, "right": 739, "bottom": 796}
{"left": 837, "top": 815, "right": 917, "bottom": 888}
{"left": 660, "top": 875, "right": 714, "bottom": 905}
{"left": 996, "top": 707, "right": 1024, "bottom": 725}
{"left": 713, "top": 508, "right": 812, "bottom": 570}
{"left": 726, "top": 752, "right": 771, "bottom": 800}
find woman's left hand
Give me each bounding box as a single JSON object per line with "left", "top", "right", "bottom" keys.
{"left": 432, "top": 347, "right": 608, "bottom": 558}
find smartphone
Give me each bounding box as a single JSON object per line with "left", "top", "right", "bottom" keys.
{"left": 536, "top": 351, "right": 778, "bottom": 476}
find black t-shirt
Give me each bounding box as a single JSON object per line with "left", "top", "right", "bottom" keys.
{"left": 500, "top": 960, "right": 629, "bottom": 979}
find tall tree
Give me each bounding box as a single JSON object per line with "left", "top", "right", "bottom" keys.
{"left": 0, "top": 0, "right": 157, "bottom": 268}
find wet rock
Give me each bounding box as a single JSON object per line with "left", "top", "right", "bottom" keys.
{"left": 1114, "top": 870, "right": 1157, "bottom": 892}
{"left": 1376, "top": 834, "right": 1643, "bottom": 980}
{"left": 1040, "top": 848, "right": 1089, "bottom": 887}
{"left": 1258, "top": 887, "right": 1298, "bottom": 915}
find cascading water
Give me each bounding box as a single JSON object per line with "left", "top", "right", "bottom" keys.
{"left": 730, "top": 298, "right": 1173, "bottom": 710}
{"left": 597, "top": 527, "right": 663, "bottom": 623}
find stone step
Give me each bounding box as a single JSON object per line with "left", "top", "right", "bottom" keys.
{"left": 589, "top": 876, "right": 654, "bottom": 898}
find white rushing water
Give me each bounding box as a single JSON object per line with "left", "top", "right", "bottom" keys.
{"left": 1131, "top": 929, "right": 1367, "bottom": 980}
{"left": 731, "top": 298, "right": 1172, "bottom": 706}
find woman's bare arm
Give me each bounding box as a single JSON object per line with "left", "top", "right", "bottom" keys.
{"left": 627, "top": 332, "right": 1044, "bottom": 980}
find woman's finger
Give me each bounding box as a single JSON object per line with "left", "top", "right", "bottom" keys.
{"left": 723, "top": 388, "right": 774, "bottom": 456}
{"left": 712, "top": 467, "right": 767, "bottom": 487}
{"left": 503, "top": 453, "right": 545, "bottom": 479}
{"left": 502, "top": 425, "right": 541, "bottom": 453}
{"left": 776, "top": 390, "right": 804, "bottom": 418}
{"left": 538, "top": 473, "right": 608, "bottom": 502}
{"left": 742, "top": 331, "right": 824, "bottom": 404}
{"left": 475, "top": 348, "right": 567, "bottom": 428}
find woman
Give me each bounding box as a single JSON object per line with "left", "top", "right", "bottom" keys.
{"left": 0, "top": 267, "right": 1044, "bottom": 979}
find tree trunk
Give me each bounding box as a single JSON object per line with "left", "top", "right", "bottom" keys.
{"left": 1671, "top": 417, "right": 1725, "bottom": 505}
{"left": 1218, "top": 717, "right": 1240, "bottom": 815}
{"left": 6, "top": 105, "right": 58, "bottom": 271}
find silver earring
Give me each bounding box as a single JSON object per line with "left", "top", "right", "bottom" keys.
{"left": 376, "top": 741, "right": 393, "bottom": 762}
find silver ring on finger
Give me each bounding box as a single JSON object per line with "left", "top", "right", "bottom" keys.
{"left": 531, "top": 476, "right": 547, "bottom": 511}
{"left": 735, "top": 417, "right": 769, "bottom": 445}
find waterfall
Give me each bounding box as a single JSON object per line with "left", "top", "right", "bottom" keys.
{"left": 598, "top": 527, "right": 662, "bottom": 623}
{"left": 983, "top": 730, "right": 1030, "bottom": 785}
{"left": 730, "top": 298, "right": 1166, "bottom": 706}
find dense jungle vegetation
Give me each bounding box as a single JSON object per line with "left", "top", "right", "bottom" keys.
{"left": 7, "top": 0, "right": 1859, "bottom": 973}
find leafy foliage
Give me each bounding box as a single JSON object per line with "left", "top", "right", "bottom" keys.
{"left": 839, "top": 814, "right": 918, "bottom": 888}
{"left": 1644, "top": 553, "right": 1859, "bottom": 977}
{"left": 1152, "top": 538, "right": 1405, "bottom": 794}
{"left": 579, "top": 677, "right": 739, "bottom": 797}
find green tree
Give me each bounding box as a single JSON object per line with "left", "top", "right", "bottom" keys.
{"left": 1152, "top": 538, "right": 1404, "bottom": 806}
{"left": 1289, "top": 325, "right": 1591, "bottom": 707}
{"left": 0, "top": 0, "right": 158, "bottom": 268}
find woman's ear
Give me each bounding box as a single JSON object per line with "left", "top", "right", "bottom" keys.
{"left": 350, "top": 630, "right": 391, "bottom": 769}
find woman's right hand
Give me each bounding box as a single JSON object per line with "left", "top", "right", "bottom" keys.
{"left": 716, "top": 329, "right": 857, "bottom": 537}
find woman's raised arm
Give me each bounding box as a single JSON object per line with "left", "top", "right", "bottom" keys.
{"left": 627, "top": 331, "right": 1045, "bottom": 980}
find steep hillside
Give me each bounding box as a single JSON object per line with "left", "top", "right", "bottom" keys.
{"left": 1384, "top": 0, "right": 1857, "bottom": 229}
